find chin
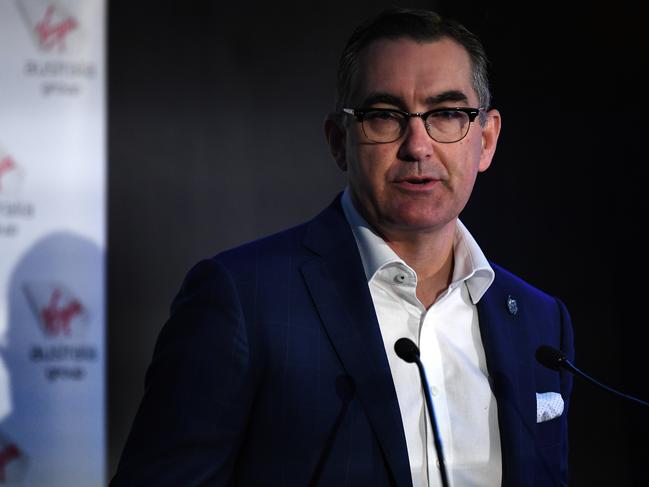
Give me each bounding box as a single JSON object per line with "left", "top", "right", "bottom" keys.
{"left": 386, "top": 211, "right": 452, "bottom": 233}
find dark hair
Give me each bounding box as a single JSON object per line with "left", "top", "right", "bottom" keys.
{"left": 335, "top": 8, "right": 491, "bottom": 122}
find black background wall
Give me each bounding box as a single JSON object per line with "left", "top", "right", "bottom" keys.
{"left": 108, "top": 1, "right": 648, "bottom": 484}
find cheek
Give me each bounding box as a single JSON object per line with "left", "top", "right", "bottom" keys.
{"left": 450, "top": 153, "right": 482, "bottom": 201}
{"left": 465, "top": 133, "right": 486, "bottom": 165}
{"left": 349, "top": 143, "right": 393, "bottom": 184}
{"left": 349, "top": 158, "right": 381, "bottom": 201}
{"left": 447, "top": 139, "right": 483, "bottom": 176}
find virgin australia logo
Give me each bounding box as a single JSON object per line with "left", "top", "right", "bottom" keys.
{"left": 16, "top": 0, "right": 82, "bottom": 53}
{"left": 23, "top": 282, "right": 97, "bottom": 381}
{"left": 23, "top": 282, "right": 90, "bottom": 338}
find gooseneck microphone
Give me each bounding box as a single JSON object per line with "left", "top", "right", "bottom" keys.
{"left": 536, "top": 345, "right": 649, "bottom": 408}
{"left": 395, "top": 338, "right": 450, "bottom": 487}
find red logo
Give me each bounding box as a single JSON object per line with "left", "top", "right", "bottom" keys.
{"left": 16, "top": 0, "right": 82, "bottom": 53}
{"left": 40, "top": 288, "right": 83, "bottom": 336}
{"left": 23, "top": 282, "right": 90, "bottom": 338}
{"left": 0, "top": 147, "right": 23, "bottom": 195}
{"left": 34, "top": 5, "right": 78, "bottom": 52}
{"left": 0, "top": 156, "right": 16, "bottom": 192}
{"left": 0, "top": 443, "right": 21, "bottom": 482}
{"left": 0, "top": 432, "right": 27, "bottom": 483}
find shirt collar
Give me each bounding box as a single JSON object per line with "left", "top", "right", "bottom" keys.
{"left": 341, "top": 188, "right": 494, "bottom": 304}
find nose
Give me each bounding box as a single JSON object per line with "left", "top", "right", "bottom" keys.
{"left": 397, "top": 116, "right": 434, "bottom": 162}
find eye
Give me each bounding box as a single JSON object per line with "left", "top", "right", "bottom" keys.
{"left": 429, "top": 109, "right": 465, "bottom": 120}
{"left": 364, "top": 110, "right": 403, "bottom": 121}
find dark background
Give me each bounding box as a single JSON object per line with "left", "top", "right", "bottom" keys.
{"left": 108, "top": 1, "right": 648, "bottom": 485}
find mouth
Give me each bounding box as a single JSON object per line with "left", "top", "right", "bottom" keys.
{"left": 394, "top": 177, "right": 440, "bottom": 190}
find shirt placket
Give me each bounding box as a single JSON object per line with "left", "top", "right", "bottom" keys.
{"left": 420, "top": 298, "right": 454, "bottom": 487}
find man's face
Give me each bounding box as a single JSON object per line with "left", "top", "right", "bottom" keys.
{"left": 328, "top": 37, "right": 500, "bottom": 240}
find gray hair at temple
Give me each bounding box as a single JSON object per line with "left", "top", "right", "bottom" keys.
{"left": 335, "top": 8, "right": 491, "bottom": 125}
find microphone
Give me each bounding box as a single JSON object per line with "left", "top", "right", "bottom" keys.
{"left": 394, "top": 337, "right": 420, "bottom": 363}
{"left": 395, "top": 338, "right": 450, "bottom": 487}
{"left": 536, "top": 345, "right": 649, "bottom": 408}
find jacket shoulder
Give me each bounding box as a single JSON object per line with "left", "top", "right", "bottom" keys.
{"left": 216, "top": 221, "right": 310, "bottom": 265}
{"left": 490, "top": 262, "right": 560, "bottom": 307}
{"left": 207, "top": 195, "right": 347, "bottom": 272}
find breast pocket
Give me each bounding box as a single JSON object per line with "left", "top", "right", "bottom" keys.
{"left": 536, "top": 414, "right": 563, "bottom": 448}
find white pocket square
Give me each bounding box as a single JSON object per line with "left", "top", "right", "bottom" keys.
{"left": 536, "top": 392, "right": 564, "bottom": 423}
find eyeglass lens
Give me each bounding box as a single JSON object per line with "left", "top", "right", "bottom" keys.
{"left": 362, "top": 110, "right": 471, "bottom": 143}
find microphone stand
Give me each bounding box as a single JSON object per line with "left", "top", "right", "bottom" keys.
{"left": 395, "top": 338, "right": 450, "bottom": 487}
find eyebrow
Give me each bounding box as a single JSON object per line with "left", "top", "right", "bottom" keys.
{"left": 426, "top": 90, "right": 469, "bottom": 105}
{"left": 360, "top": 90, "right": 470, "bottom": 109}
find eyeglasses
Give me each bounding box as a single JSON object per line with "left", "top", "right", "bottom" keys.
{"left": 342, "top": 106, "right": 484, "bottom": 144}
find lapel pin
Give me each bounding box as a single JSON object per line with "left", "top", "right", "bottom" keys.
{"left": 506, "top": 294, "right": 518, "bottom": 315}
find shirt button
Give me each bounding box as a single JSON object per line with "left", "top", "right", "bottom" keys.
{"left": 395, "top": 273, "right": 407, "bottom": 283}
{"left": 431, "top": 386, "right": 439, "bottom": 397}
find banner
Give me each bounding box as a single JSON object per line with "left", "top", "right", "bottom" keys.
{"left": 0, "top": 1, "right": 106, "bottom": 485}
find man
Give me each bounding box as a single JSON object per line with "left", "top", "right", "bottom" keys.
{"left": 112, "top": 8, "right": 574, "bottom": 487}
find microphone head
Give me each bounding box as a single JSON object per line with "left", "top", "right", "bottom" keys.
{"left": 536, "top": 345, "right": 567, "bottom": 371}
{"left": 394, "top": 338, "right": 420, "bottom": 363}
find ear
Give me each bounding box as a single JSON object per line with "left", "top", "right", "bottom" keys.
{"left": 478, "top": 108, "right": 502, "bottom": 172}
{"left": 324, "top": 114, "right": 348, "bottom": 171}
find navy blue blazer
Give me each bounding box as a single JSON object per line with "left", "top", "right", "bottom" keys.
{"left": 112, "top": 196, "right": 574, "bottom": 487}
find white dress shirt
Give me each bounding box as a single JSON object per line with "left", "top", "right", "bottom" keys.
{"left": 341, "top": 189, "right": 502, "bottom": 487}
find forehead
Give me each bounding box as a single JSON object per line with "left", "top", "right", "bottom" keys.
{"left": 354, "top": 37, "right": 476, "bottom": 105}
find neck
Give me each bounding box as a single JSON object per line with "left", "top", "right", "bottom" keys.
{"left": 381, "top": 222, "right": 456, "bottom": 308}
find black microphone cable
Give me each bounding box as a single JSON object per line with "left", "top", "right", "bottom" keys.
{"left": 536, "top": 345, "right": 649, "bottom": 409}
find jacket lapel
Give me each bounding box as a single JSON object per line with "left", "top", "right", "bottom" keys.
{"left": 477, "top": 275, "right": 536, "bottom": 487}
{"left": 300, "top": 197, "right": 413, "bottom": 487}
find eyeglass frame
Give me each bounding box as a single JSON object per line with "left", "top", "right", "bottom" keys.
{"left": 342, "top": 106, "right": 485, "bottom": 144}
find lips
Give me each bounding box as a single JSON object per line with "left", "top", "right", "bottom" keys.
{"left": 403, "top": 177, "right": 433, "bottom": 185}
{"left": 394, "top": 176, "right": 440, "bottom": 191}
